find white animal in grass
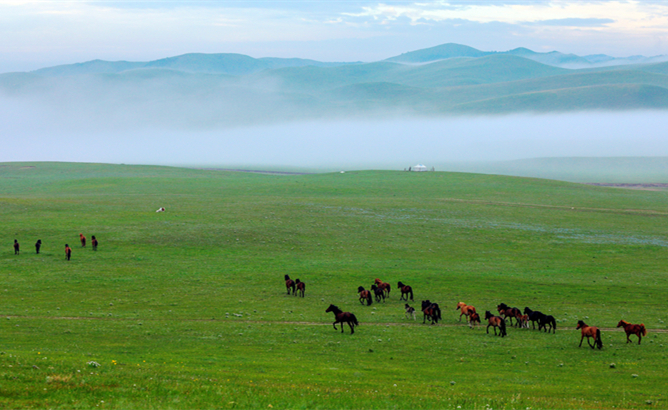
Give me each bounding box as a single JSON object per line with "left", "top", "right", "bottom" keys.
{"left": 156, "top": 207, "right": 165, "bottom": 213}
{"left": 405, "top": 304, "right": 416, "bottom": 320}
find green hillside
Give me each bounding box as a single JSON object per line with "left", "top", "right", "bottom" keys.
{"left": 1, "top": 162, "right": 668, "bottom": 409}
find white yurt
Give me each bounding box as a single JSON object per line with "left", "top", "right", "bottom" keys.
{"left": 412, "top": 164, "right": 428, "bottom": 172}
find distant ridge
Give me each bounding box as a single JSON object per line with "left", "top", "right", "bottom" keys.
{"left": 33, "top": 53, "right": 355, "bottom": 76}
{"left": 385, "top": 43, "right": 490, "bottom": 63}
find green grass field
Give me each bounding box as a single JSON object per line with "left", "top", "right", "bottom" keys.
{"left": 1, "top": 162, "right": 667, "bottom": 409}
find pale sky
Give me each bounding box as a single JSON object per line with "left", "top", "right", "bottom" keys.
{"left": 2, "top": 1, "right": 668, "bottom": 72}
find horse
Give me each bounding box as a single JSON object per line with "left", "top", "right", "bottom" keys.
{"left": 284, "top": 275, "right": 296, "bottom": 295}
{"left": 485, "top": 311, "right": 507, "bottom": 337}
{"left": 497, "top": 303, "right": 521, "bottom": 327}
{"left": 538, "top": 314, "right": 557, "bottom": 333}
{"left": 370, "top": 284, "right": 385, "bottom": 302}
{"left": 326, "top": 304, "right": 359, "bottom": 334}
{"left": 397, "top": 281, "right": 414, "bottom": 301}
{"left": 518, "top": 314, "right": 529, "bottom": 329}
{"left": 65, "top": 244, "right": 72, "bottom": 261}
{"left": 358, "top": 286, "right": 373, "bottom": 306}
{"left": 576, "top": 320, "right": 602, "bottom": 349}
{"left": 295, "top": 279, "right": 306, "bottom": 297}
{"left": 617, "top": 320, "right": 647, "bottom": 344}
{"left": 421, "top": 300, "right": 442, "bottom": 324}
{"left": 79, "top": 233, "right": 86, "bottom": 248}
{"left": 469, "top": 312, "right": 481, "bottom": 329}
{"left": 523, "top": 307, "right": 546, "bottom": 330}
{"left": 91, "top": 236, "right": 98, "bottom": 251}
{"left": 35, "top": 239, "right": 41, "bottom": 254}
{"left": 13, "top": 239, "right": 19, "bottom": 255}
{"left": 455, "top": 302, "right": 477, "bottom": 323}
{"left": 374, "top": 278, "right": 391, "bottom": 298}
{"left": 404, "top": 304, "right": 416, "bottom": 320}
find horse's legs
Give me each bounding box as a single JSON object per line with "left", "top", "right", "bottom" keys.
{"left": 587, "top": 337, "right": 595, "bottom": 349}
{"left": 638, "top": 334, "right": 642, "bottom": 345}
{"left": 349, "top": 322, "right": 354, "bottom": 334}
{"left": 579, "top": 335, "right": 584, "bottom": 347}
{"left": 626, "top": 332, "right": 631, "bottom": 343}
{"left": 333, "top": 322, "right": 338, "bottom": 331}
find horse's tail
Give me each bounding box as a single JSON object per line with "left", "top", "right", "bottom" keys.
{"left": 551, "top": 317, "right": 557, "bottom": 332}
{"left": 435, "top": 305, "right": 442, "bottom": 320}
{"left": 409, "top": 289, "right": 414, "bottom": 301}
{"left": 641, "top": 324, "right": 647, "bottom": 336}
{"left": 367, "top": 293, "right": 373, "bottom": 305}
{"left": 500, "top": 318, "right": 507, "bottom": 337}
{"left": 596, "top": 329, "right": 603, "bottom": 349}
{"left": 351, "top": 313, "right": 359, "bottom": 326}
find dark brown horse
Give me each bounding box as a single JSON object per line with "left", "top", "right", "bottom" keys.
{"left": 79, "top": 233, "right": 86, "bottom": 248}
{"left": 284, "top": 275, "right": 296, "bottom": 295}
{"left": 421, "top": 300, "right": 442, "bottom": 324}
{"left": 469, "top": 312, "right": 481, "bottom": 329}
{"left": 35, "top": 239, "right": 41, "bottom": 254}
{"left": 358, "top": 286, "right": 373, "bottom": 305}
{"left": 374, "top": 278, "right": 391, "bottom": 298}
{"left": 617, "top": 320, "right": 647, "bottom": 344}
{"left": 370, "top": 284, "right": 385, "bottom": 302}
{"left": 91, "top": 235, "right": 98, "bottom": 251}
{"left": 326, "top": 304, "right": 359, "bottom": 334}
{"left": 295, "top": 279, "right": 306, "bottom": 297}
{"left": 13, "top": 239, "right": 19, "bottom": 255}
{"left": 538, "top": 314, "right": 557, "bottom": 333}
{"left": 485, "top": 311, "right": 507, "bottom": 337}
{"left": 65, "top": 244, "right": 72, "bottom": 261}
{"left": 497, "top": 303, "right": 521, "bottom": 327}
{"left": 397, "top": 281, "right": 414, "bottom": 301}
{"left": 576, "top": 320, "right": 603, "bottom": 349}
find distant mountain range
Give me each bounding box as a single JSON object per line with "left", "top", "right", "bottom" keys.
{"left": 1, "top": 43, "right": 667, "bottom": 128}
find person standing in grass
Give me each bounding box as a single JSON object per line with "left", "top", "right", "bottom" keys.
{"left": 65, "top": 244, "right": 72, "bottom": 261}
{"left": 35, "top": 239, "right": 41, "bottom": 254}
{"left": 13, "top": 239, "right": 19, "bottom": 255}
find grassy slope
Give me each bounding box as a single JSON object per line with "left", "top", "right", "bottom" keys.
{"left": 1, "top": 162, "right": 667, "bottom": 409}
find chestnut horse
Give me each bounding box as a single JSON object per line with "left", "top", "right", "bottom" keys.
{"left": 326, "top": 304, "right": 358, "bottom": 334}
{"left": 456, "top": 302, "right": 477, "bottom": 323}
{"left": 397, "top": 281, "right": 414, "bottom": 301}
{"left": 284, "top": 275, "right": 296, "bottom": 295}
{"left": 576, "top": 320, "right": 603, "bottom": 349}
{"left": 358, "top": 286, "right": 373, "bottom": 305}
{"left": 374, "top": 278, "right": 391, "bottom": 298}
{"left": 295, "top": 279, "right": 306, "bottom": 297}
{"left": 617, "top": 320, "right": 647, "bottom": 344}
{"left": 421, "top": 300, "right": 442, "bottom": 324}
{"left": 370, "top": 284, "right": 385, "bottom": 302}
{"left": 485, "top": 311, "right": 507, "bottom": 337}
{"left": 79, "top": 233, "right": 86, "bottom": 247}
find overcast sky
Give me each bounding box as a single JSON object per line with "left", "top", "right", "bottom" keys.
{"left": 2, "top": 0, "right": 668, "bottom": 72}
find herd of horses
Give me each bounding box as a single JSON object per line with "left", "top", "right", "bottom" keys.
{"left": 12, "top": 233, "right": 99, "bottom": 260}
{"left": 284, "top": 276, "right": 649, "bottom": 347}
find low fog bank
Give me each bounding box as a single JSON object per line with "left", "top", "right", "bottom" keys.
{"left": 2, "top": 107, "right": 668, "bottom": 177}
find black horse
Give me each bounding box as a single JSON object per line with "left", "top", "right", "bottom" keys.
{"left": 326, "top": 304, "right": 359, "bottom": 334}
{"left": 538, "top": 314, "right": 557, "bottom": 333}
{"left": 358, "top": 286, "right": 373, "bottom": 306}
{"left": 284, "top": 275, "right": 296, "bottom": 295}
{"left": 295, "top": 279, "right": 306, "bottom": 297}
{"left": 14, "top": 239, "right": 19, "bottom": 255}
{"left": 397, "top": 281, "right": 414, "bottom": 301}
{"left": 370, "top": 284, "right": 385, "bottom": 302}
{"left": 421, "top": 300, "right": 442, "bottom": 324}
{"left": 35, "top": 239, "right": 41, "bottom": 254}
{"left": 523, "top": 307, "right": 546, "bottom": 330}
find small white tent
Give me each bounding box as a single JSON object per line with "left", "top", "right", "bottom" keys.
{"left": 412, "top": 164, "right": 427, "bottom": 172}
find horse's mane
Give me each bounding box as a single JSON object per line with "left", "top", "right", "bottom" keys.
{"left": 618, "top": 320, "right": 630, "bottom": 326}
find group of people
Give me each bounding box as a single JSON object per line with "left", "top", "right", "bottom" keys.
{"left": 12, "top": 233, "right": 99, "bottom": 260}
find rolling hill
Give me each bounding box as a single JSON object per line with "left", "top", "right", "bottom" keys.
{"left": 2, "top": 43, "right": 668, "bottom": 127}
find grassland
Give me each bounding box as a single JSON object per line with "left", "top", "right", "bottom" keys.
{"left": 1, "top": 162, "right": 668, "bottom": 409}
